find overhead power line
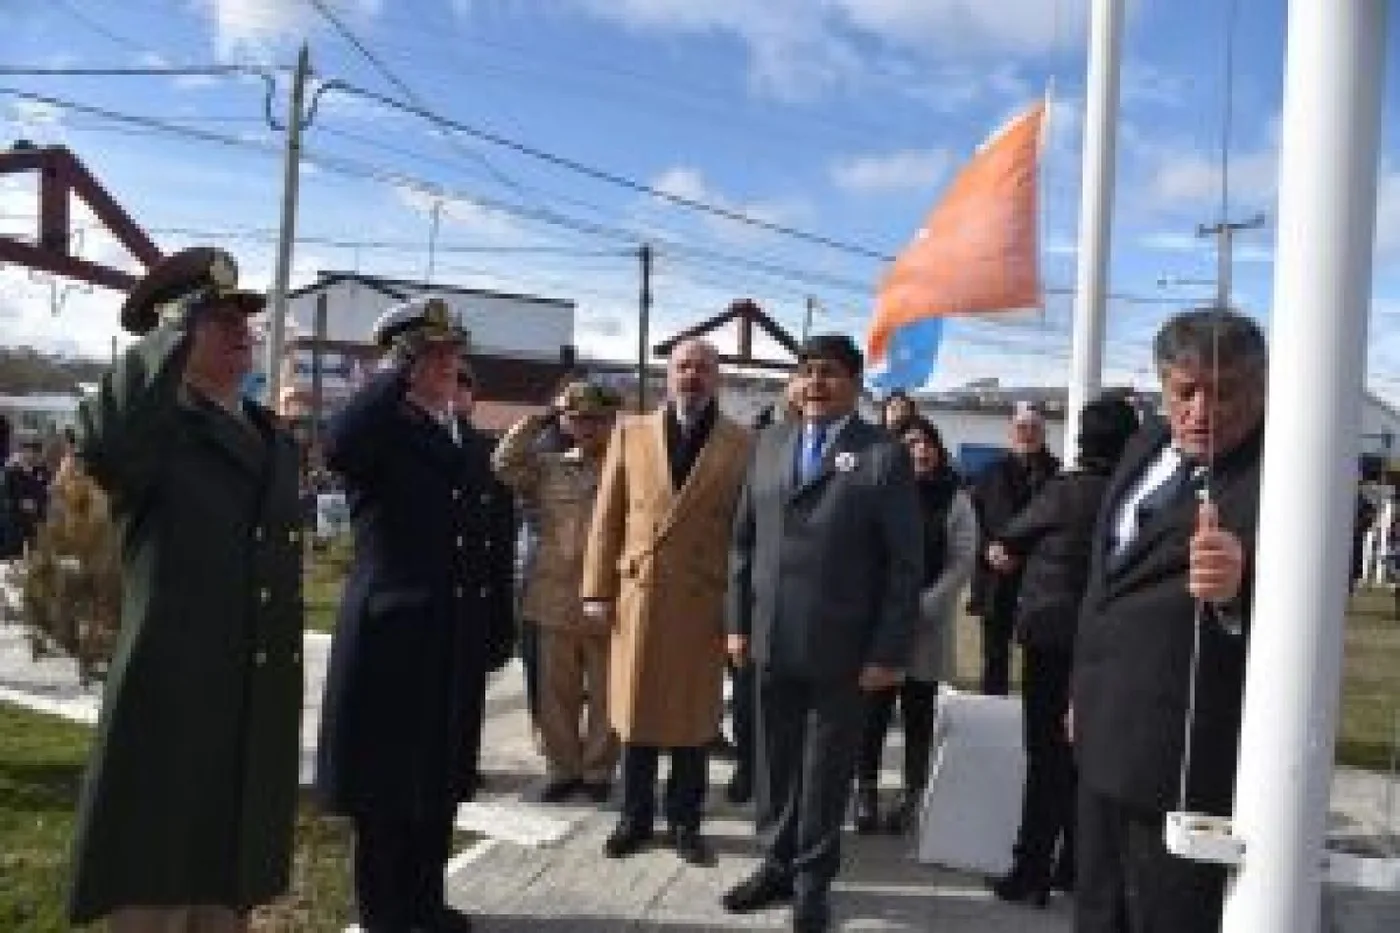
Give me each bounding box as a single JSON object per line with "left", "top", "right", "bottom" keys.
{"left": 303, "top": 0, "right": 541, "bottom": 207}
{"left": 0, "top": 67, "right": 269, "bottom": 78}
{"left": 0, "top": 86, "right": 1206, "bottom": 314}
{"left": 329, "top": 80, "right": 898, "bottom": 263}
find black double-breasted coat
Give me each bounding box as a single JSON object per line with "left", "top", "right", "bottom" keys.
{"left": 315, "top": 371, "right": 515, "bottom": 817}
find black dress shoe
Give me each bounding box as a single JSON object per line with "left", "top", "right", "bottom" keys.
{"left": 722, "top": 867, "right": 794, "bottom": 913}
{"left": 707, "top": 734, "right": 738, "bottom": 759}
{"left": 581, "top": 780, "right": 613, "bottom": 804}
{"left": 793, "top": 890, "right": 831, "bottom": 932}
{"left": 989, "top": 867, "right": 1050, "bottom": 908}
{"left": 882, "top": 789, "right": 915, "bottom": 834}
{"left": 726, "top": 768, "right": 753, "bottom": 804}
{"left": 535, "top": 777, "right": 581, "bottom": 803}
{"left": 425, "top": 905, "right": 475, "bottom": 932}
{"left": 1050, "top": 856, "right": 1075, "bottom": 893}
{"left": 668, "top": 825, "right": 715, "bottom": 866}
{"left": 853, "top": 786, "right": 879, "bottom": 834}
{"left": 603, "top": 821, "right": 653, "bottom": 858}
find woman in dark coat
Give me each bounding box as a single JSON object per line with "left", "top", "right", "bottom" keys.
{"left": 879, "top": 389, "right": 919, "bottom": 436}
{"left": 854, "top": 417, "right": 978, "bottom": 834}
{"left": 68, "top": 248, "right": 304, "bottom": 930}
{"left": 985, "top": 396, "right": 1139, "bottom": 907}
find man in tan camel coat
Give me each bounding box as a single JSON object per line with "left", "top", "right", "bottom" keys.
{"left": 581, "top": 338, "right": 751, "bottom": 867}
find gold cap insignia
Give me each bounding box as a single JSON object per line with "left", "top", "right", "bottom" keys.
{"left": 208, "top": 251, "right": 238, "bottom": 292}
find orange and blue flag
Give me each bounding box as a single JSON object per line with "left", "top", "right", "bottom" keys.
{"left": 866, "top": 100, "right": 1047, "bottom": 390}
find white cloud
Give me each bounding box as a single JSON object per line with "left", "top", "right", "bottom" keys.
{"left": 197, "top": 0, "right": 383, "bottom": 61}
{"left": 830, "top": 149, "right": 953, "bottom": 194}
{"left": 393, "top": 185, "right": 525, "bottom": 244}
{"left": 648, "top": 166, "right": 811, "bottom": 243}
{"left": 557, "top": 0, "right": 1080, "bottom": 102}
{"left": 1134, "top": 143, "right": 1278, "bottom": 218}
{"left": 7, "top": 99, "right": 66, "bottom": 136}
{"left": 833, "top": 0, "right": 1087, "bottom": 55}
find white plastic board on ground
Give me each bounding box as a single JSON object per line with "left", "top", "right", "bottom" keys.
{"left": 916, "top": 688, "right": 1026, "bottom": 876}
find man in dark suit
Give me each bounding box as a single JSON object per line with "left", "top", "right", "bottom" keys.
{"left": 1072, "top": 308, "right": 1266, "bottom": 933}
{"left": 724, "top": 335, "right": 923, "bottom": 932}
{"left": 971, "top": 403, "right": 1060, "bottom": 695}
{"left": 315, "top": 296, "right": 515, "bottom": 933}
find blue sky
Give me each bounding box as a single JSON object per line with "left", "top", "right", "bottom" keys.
{"left": 2, "top": 0, "right": 1399, "bottom": 401}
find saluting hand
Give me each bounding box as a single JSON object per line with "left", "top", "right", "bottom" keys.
{"left": 1189, "top": 501, "right": 1245, "bottom": 603}
{"left": 986, "top": 542, "right": 1019, "bottom": 574}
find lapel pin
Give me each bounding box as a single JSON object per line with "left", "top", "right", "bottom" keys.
{"left": 834, "top": 452, "right": 858, "bottom": 472}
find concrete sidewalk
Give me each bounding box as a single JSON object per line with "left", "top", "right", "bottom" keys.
{"left": 448, "top": 670, "right": 1073, "bottom": 931}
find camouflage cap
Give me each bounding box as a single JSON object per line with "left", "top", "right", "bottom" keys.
{"left": 559, "top": 381, "right": 623, "bottom": 416}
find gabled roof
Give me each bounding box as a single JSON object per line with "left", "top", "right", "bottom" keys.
{"left": 652, "top": 298, "right": 802, "bottom": 371}
{"left": 288, "top": 270, "right": 575, "bottom": 309}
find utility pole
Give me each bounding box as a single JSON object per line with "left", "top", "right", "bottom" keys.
{"left": 309, "top": 291, "right": 328, "bottom": 453}
{"left": 636, "top": 243, "right": 653, "bottom": 413}
{"left": 1064, "top": 0, "right": 1125, "bottom": 468}
{"left": 1197, "top": 213, "right": 1266, "bottom": 309}
{"left": 425, "top": 198, "right": 444, "bottom": 285}
{"left": 802, "top": 295, "right": 816, "bottom": 341}
{"left": 266, "top": 43, "right": 311, "bottom": 413}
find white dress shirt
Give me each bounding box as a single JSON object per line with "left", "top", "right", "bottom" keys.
{"left": 1111, "top": 444, "right": 1184, "bottom": 556}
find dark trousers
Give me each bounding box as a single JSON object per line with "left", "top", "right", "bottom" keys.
{"left": 620, "top": 743, "right": 707, "bottom": 830}
{"left": 521, "top": 618, "right": 541, "bottom": 721}
{"left": 352, "top": 802, "right": 455, "bottom": 931}
{"left": 1076, "top": 786, "right": 1226, "bottom": 933}
{"left": 856, "top": 678, "right": 937, "bottom": 791}
{"left": 1014, "top": 646, "right": 1075, "bottom": 877}
{"left": 729, "top": 660, "right": 756, "bottom": 779}
{"left": 755, "top": 670, "right": 865, "bottom": 892}
{"left": 980, "top": 593, "right": 1017, "bottom": 696}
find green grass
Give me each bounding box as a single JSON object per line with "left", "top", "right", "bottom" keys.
{"left": 952, "top": 587, "right": 1400, "bottom": 771}
{"left": 1336, "top": 587, "right": 1400, "bottom": 770}
{"left": 302, "top": 539, "right": 351, "bottom": 635}
{"left": 0, "top": 704, "right": 360, "bottom": 932}
{"left": 0, "top": 702, "right": 88, "bottom": 932}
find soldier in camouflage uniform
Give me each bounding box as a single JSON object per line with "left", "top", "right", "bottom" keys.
{"left": 494, "top": 381, "right": 623, "bottom": 803}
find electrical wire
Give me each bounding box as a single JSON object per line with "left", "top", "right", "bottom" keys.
{"left": 330, "top": 80, "right": 896, "bottom": 262}
{"left": 303, "top": 0, "right": 545, "bottom": 209}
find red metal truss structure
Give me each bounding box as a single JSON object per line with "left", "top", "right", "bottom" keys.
{"left": 652, "top": 298, "right": 802, "bottom": 371}
{"left": 0, "top": 143, "right": 161, "bottom": 292}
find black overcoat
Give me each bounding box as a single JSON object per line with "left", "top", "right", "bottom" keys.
{"left": 1072, "top": 424, "right": 1262, "bottom": 814}
{"left": 315, "top": 371, "right": 515, "bottom": 816}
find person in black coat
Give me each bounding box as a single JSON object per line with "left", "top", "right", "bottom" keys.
{"left": 1072, "top": 309, "right": 1266, "bottom": 933}
{"left": 983, "top": 396, "right": 1140, "bottom": 907}
{"left": 315, "top": 297, "right": 515, "bottom": 933}
{"left": 970, "top": 404, "right": 1060, "bottom": 695}
{"left": 3, "top": 438, "right": 52, "bottom": 555}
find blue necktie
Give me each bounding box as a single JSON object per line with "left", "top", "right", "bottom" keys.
{"left": 799, "top": 423, "right": 827, "bottom": 485}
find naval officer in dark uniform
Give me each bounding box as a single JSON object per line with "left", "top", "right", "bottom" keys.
{"left": 315, "top": 296, "right": 515, "bottom": 933}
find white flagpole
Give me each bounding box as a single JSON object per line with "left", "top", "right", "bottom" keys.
{"left": 1064, "top": 0, "right": 1124, "bottom": 465}
{"left": 1222, "top": 2, "right": 1388, "bottom": 930}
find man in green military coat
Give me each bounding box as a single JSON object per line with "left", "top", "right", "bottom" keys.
{"left": 67, "top": 247, "right": 305, "bottom": 932}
